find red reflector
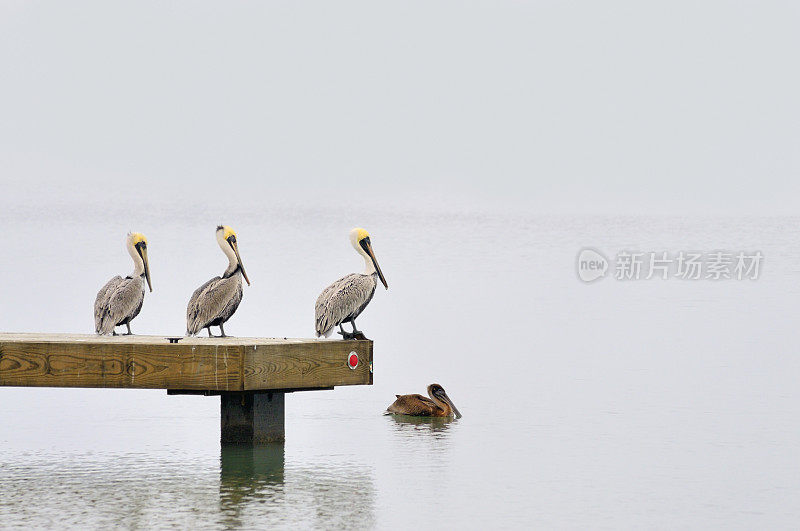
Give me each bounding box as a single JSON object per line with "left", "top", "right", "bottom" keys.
{"left": 347, "top": 352, "right": 359, "bottom": 370}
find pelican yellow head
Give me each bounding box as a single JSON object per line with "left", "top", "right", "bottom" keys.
{"left": 126, "top": 232, "right": 152, "bottom": 292}
{"left": 130, "top": 232, "right": 147, "bottom": 246}
{"left": 218, "top": 225, "right": 237, "bottom": 241}
{"left": 216, "top": 225, "right": 250, "bottom": 286}
{"left": 349, "top": 227, "right": 387, "bottom": 289}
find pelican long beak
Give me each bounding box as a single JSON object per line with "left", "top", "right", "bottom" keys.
{"left": 443, "top": 393, "right": 462, "bottom": 419}
{"left": 141, "top": 246, "right": 153, "bottom": 292}
{"left": 364, "top": 240, "right": 388, "bottom": 289}
{"left": 230, "top": 240, "right": 250, "bottom": 286}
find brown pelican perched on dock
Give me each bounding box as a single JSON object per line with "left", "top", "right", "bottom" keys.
{"left": 386, "top": 384, "right": 462, "bottom": 418}
{"left": 94, "top": 232, "right": 153, "bottom": 335}
{"left": 186, "top": 225, "right": 250, "bottom": 337}
{"left": 315, "top": 228, "right": 388, "bottom": 339}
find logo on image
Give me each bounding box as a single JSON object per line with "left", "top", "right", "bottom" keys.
{"left": 576, "top": 248, "right": 609, "bottom": 282}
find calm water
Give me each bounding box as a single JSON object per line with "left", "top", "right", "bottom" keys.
{"left": 0, "top": 197, "right": 798, "bottom": 528}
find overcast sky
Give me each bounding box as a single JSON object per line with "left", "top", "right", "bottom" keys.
{"left": 1, "top": 1, "right": 798, "bottom": 215}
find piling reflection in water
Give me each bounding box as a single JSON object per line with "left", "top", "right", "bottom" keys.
{"left": 218, "top": 443, "right": 377, "bottom": 528}
{"left": 219, "top": 443, "right": 286, "bottom": 528}
{"left": 0, "top": 445, "right": 376, "bottom": 529}
{"left": 219, "top": 444, "right": 286, "bottom": 502}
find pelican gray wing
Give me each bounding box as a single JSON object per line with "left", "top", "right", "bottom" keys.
{"left": 94, "top": 275, "right": 123, "bottom": 333}
{"left": 95, "top": 276, "right": 145, "bottom": 335}
{"left": 186, "top": 274, "right": 243, "bottom": 335}
{"left": 186, "top": 276, "right": 219, "bottom": 328}
{"left": 315, "top": 273, "right": 377, "bottom": 337}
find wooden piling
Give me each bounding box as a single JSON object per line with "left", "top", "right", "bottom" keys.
{"left": 221, "top": 392, "right": 285, "bottom": 444}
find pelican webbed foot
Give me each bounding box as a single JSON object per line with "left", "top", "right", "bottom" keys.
{"left": 336, "top": 330, "right": 368, "bottom": 341}
{"left": 337, "top": 323, "right": 353, "bottom": 340}
{"left": 348, "top": 320, "right": 367, "bottom": 341}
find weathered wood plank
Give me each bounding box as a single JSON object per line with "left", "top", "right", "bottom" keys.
{"left": 0, "top": 333, "right": 373, "bottom": 392}
{"left": 243, "top": 340, "right": 372, "bottom": 391}
{"left": 0, "top": 333, "right": 334, "bottom": 345}
{"left": 0, "top": 339, "right": 242, "bottom": 391}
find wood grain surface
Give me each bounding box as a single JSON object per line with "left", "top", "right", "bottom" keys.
{"left": 243, "top": 340, "right": 372, "bottom": 390}
{"left": 0, "top": 334, "right": 372, "bottom": 391}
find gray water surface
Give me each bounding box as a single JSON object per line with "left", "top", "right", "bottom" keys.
{"left": 0, "top": 203, "right": 798, "bottom": 528}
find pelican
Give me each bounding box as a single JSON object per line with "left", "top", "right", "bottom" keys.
{"left": 315, "top": 228, "right": 388, "bottom": 339}
{"left": 94, "top": 232, "right": 153, "bottom": 335}
{"left": 186, "top": 225, "right": 251, "bottom": 337}
{"left": 386, "top": 384, "right": 462, "bottom": 418}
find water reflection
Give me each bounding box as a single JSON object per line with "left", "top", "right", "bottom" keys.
{"left": 0, "top": 447, "right": 377, "bottom": 529}
{"left": 0, "top": 452, "right": 223, "bottom": 528}
{"left": 385, "top": 415, "right": 457, "bottom": 477}
{"left": 289, "top": 462, "right": 376, "bottom": 529}
{"left": 219, "top": 444, "right": 285, "bottom": 527}
{"left": 386, "top": 414, "right": 456, "bottom": 437}
{"left": 218, "top": 443, "right": 377, "bottom": 529}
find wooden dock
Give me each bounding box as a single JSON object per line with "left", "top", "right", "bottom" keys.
{"left": 0, "top": 333, "right": 373, "bottom": 444}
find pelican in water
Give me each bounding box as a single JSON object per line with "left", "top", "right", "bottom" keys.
{"left": 94, "top": 232, "right": 153, "bottom": 335}
{"left": 315, "top": 228, "right": 388, "bottom": 340}
{"left": 186, "top": 225, "right": 251, "bottom": 337}
{"left": 386, "top": 384, "right": 462, "bottom": 418}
